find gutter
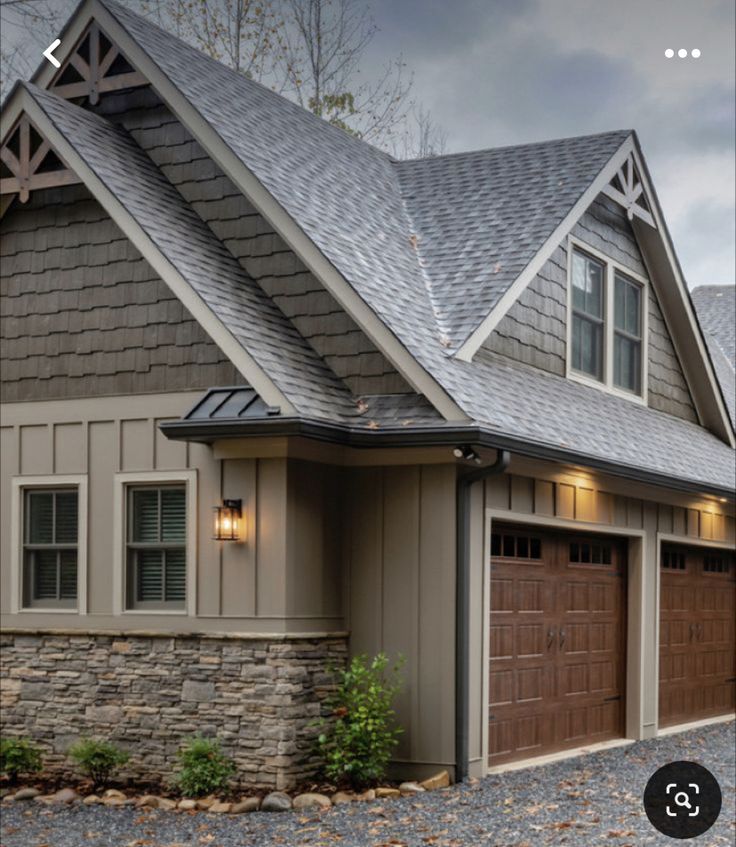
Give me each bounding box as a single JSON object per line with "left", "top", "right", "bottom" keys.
{"left": 455, "top": 449, "right": 510, "bottom": 783}
{"left": 159, "top": 417, "right": 736, "bottom": 500}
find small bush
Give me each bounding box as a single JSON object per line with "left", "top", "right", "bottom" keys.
{"left": 68, "top": 738, "right": 129, "bottom": 788}
{"left": 315, "top": 652, "right": 404, "bottom": 787}
{"left": 175, "top": 736, "right": 235, "bottom": 797}
{"left": 0, "top": 737, "right": 42, "bottom": 782}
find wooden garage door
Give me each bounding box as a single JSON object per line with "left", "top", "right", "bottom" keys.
{"left": 489, "top": 525, "right": 627, "bottom": 766}
{"left": 659, "top": 545, "right": 736, "bottom": 728}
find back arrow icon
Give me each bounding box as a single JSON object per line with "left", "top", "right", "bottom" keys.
{"left": 43, "top": 39, "right": 61, "bottom": 68}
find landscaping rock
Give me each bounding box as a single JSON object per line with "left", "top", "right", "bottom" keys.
{"left": 420, "top": 770, "right": 450, "bottom": 791}
{"left": 196, "top": 796, "right": 217, "bottom": 811}
{"left": 375, "top": 787, "right": 401, "bottom": 799}
{"left": 156, "top": 797, "right": 177, "bottom": 811}
{"left": 231, "top": 797, "right": 261, "bottom": 814}
{"left": 356, "top": 789, "right": 375, "bottom": 802}
{"left": 399, "top": 781, "right": 426, "bottom": 795}
{"left": 102, "top": 797, "right": 127, "bottom": 807}
{"left": 209, "top": 801, "right": 232, "bottom": 814}
{"left": 261, "top": 791, "right": 292, "bottom": 812}
{"left": 83, "top": 795, "right": 101, "bottom": 805}
{"left": 12, "top": 788, "right": 40, "bottom": 801}
{"left": 135, "top": 795, "right": 159, "bottom": 808}
{"left": 103, "top": 789, "right": 126, "bottom": 800}
{"left": 177, "top": 799, "right": 197, "bottom": 811}
{"left": 331, "top": 791, "right": 355, "bottom": 805}
{"left": 47, "top": 788, "right": 80, "bottom": 804}
{"left": 293, "top": 792, "right": 331, "bottom": 810}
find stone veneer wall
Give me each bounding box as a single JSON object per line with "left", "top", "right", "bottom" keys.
{"left": 0, "top": 631, "right": 347, "bottom": 790}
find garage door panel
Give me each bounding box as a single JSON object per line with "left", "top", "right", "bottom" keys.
{"left": 659, "top": 545, "right": 736, "bottom": 728}
{"left": 489, "top": 525, "right": 626, "bottom": 766}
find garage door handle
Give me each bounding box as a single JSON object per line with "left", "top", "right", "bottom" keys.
{"left": 547, "top": 628, "right": 556, "bottom": 649}
{"left": 559, "top": 628, "right": 566, "bottom": 649}
{"left": 689, "top": 623, "right": 696, "bottom": 642}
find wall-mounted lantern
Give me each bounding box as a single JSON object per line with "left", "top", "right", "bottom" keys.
{"left": 213, "top": 499, "right": 242, "bottom": 541}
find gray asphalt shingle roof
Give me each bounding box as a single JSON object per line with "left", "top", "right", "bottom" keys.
{"left": 17, "top": 1, "right": 735, "bottom": 493}
{"left": 395, "top": 133, "right": 629, "bottom": 347}
{"left": 692, "top": 286, "right": 735, "bottom": 367}
{"left": 23, "top": 83, "right": 358, "bottom": 422}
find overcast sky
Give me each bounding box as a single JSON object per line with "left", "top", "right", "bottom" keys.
{"left": 3, "top": 0, "right": 734, "bottom": 288}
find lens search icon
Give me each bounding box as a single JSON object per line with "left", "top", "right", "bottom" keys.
{"left": 644, "top": 762, "right": 721, "bottom": 838}
{"left": 667, "top": 784, "right": 699, "bottom": 817}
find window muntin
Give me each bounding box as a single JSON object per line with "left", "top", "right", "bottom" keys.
{"left": 23, "top": 489, "right": 78, "bottom": 608}
{"left": 703, "top": 554, "right": 733, "bottom": 575}
{"left": 613, "top": 273, "right": 642, "bottom": 394}
{"left": 491, "top": 532, "right": 542, "bottom": 560}
{"left": 569, "top": 540, "right": 612, "bottom": 565}
{"left": 568, "top": 242, "right": 647, "bottom": 400}
{"left": 571, "top": 250, "right": 604, "bottom": 380}
{"left": 126, "top": 485, "right": 186, "bottom": 610}
{"left": 661, "top": 549, "right": 686, "bottom": 570}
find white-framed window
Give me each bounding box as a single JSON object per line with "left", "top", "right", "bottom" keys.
{"left": 566, "top": 237, "right": 649, "bottom": 403}
{"left": 113, "top": 470, "right": 197, "bottom": 615}
{"left": 10, "top": 475, "right": 88, "bottom": 614}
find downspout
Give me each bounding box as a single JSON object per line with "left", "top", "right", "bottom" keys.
{"left": 455, "top": 448, "right": 510, "bottom": 782}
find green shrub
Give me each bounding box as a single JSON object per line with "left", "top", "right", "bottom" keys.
{"left": 175, "top": 736, "right": 235, "bottom": 797}
{"left": 0, "top": 737, "right": 42, "bottom": 782}
{"left": 315, "top": 652, "right": 404, "bottom": 787}
{"left": 68, "top": 738, "right": 129, "bottom": 788}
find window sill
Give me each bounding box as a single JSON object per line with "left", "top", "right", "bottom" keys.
{"left": 567, "top": 369, "right": 648, "bottom": 407}
{"left": 18, "top": 607, "right": 79, "bottom": 614}
{"left": 121, "top": 609, "right": 189, "bottom": 616}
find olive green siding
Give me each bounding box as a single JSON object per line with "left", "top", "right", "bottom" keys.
{"left": 0, "top": 394, "right": 343, "bottom": 633}
{"left": 0, "top": 185, "right": 243, "bottom": 402}
{"left": 483, "top": 195, "right": 698, "bottom": 423}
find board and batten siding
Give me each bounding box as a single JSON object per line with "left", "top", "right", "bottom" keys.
{"left": 0, "top": 394, "right": 343, "bottom": 633}
{"left": 344, "top": 464, "right": 457, "bottom": 775}
{"left": 483, "top": 194, "right": 697, "bottom": 423}
{"left": 92, "top": 87, "right": 410, "bottom": 397}
{"left": 0, "top": 185, "right": 244, "bottom": 403}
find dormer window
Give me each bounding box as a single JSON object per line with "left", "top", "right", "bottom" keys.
{"left": 567, "top": 238, "right": 648, "bottom": 403}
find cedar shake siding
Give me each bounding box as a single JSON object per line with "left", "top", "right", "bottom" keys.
{"left": 94, "top": 87, "right": 412, "bottom": 397}
{"left": 0, "top": 183, "right": 244, "bottom": 402}
{"left": 483, "top": 194, "right": 697, "bottom": 423}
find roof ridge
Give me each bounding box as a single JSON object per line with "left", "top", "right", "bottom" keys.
{"left": 99, "top": 0, "right": 394, "bottom": 163}
{"left": 397, "top": 128, "right": 632, "bottom": 165}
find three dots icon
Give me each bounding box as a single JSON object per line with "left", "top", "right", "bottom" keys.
{"left": 665, "top": 48, "right": 701, "bottom": 58}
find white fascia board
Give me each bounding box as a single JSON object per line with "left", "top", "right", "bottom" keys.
{"left": 44, "top": 0, "right": 466, "bottom": 423}
{"left": 628, "top": 142, "right": 735, "bottom": 447}
{"left": 7, "top": 88, "right": 296, "bottom": 415}
{"left": 455, "top": 135, "right": 635, "bottom": 362}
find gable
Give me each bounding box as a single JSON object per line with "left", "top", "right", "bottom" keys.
{"left": 91, "top": 87, "right": 412, "bottom": 397}
{"left": 483, "top": 194, "right": 698, "bottom": 423}
{"left": 0, "top": 182, "right": 244, "bottom": 402}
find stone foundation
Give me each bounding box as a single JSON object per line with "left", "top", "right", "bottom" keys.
{"left": 0, "top": 630, "right": 347, "bottom": 789}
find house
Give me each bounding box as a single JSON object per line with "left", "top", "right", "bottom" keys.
{"left": 1, "top": 0, "right": 734, "bottom": 790}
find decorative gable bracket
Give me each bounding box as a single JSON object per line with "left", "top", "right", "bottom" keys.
{"left": 1, "top": 115, "right": 80, "bottom": 202}
{"left": 601, "top": 154, "right": 656, "bottom": 228}
{"left": 50, "top": 21, "right": 147, "bottom": 105}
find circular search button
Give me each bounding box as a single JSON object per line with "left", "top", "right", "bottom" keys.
{"left": 643, "top": 760, "right": 721, "bottom": 839}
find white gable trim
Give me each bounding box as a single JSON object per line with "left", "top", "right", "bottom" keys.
{"left": 2, "top": 88, "right": 296, "bottom": 416}
{"left": 30, "top": 0, "right": 468, "bottom": 423}
{"left": 455, "top": 135, "right": 635, "bottom": 361}
{"left": 628, "top": 142, "right": 735, "bottom": 447}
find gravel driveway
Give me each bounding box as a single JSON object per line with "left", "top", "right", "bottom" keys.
{"left": 2, "top": 721, "right": 734, "bottom": 847}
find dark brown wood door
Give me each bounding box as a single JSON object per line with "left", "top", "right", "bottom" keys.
{"left": 489, "top": 525, "right": 627, "bottom": 766}
{"left": 659, "top": 546, "right": 736, "bottom": 728}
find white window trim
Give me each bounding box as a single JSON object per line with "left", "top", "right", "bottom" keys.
{"left": 10, "top": 475, "right": 88, "bottom": 615}
{"left": 566, "top": 235, "right": 649, "bottom": 406}
{"left": 112, "top": 470, "right": 197, "bottom": 617}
